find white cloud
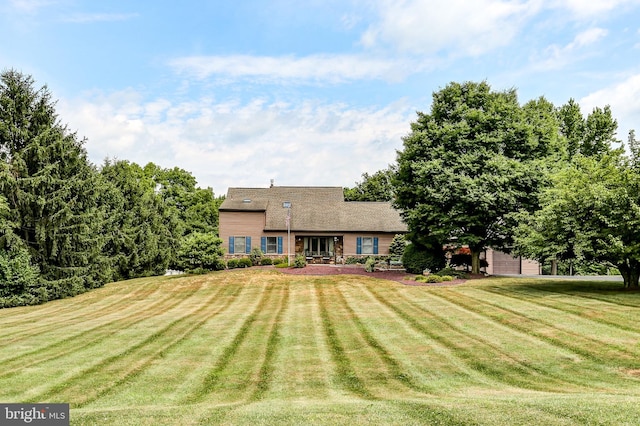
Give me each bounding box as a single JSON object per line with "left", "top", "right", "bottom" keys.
{"left": 168, "top": 54, "right": 426, "bottom": 84}
{"left": 59, "top": 91, "right": 413, "bottom": 195}
{"left": 580, "top": 73, "right": 640, "bottom": 142}
{"left": 552, "top": 0, "right": 640, "bottom": 18}
{"left": 529, "top": 27, "right": 608, "bottom": 71}
{"left": 360, "top": 0, "right": 540, "bottom": 56}
{"left": 8, "top": 0, "right": 55, "bottom": 13}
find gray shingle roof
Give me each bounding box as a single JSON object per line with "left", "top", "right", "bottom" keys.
{"left": 220, "top": 186, "right": 407, "bottom": 233}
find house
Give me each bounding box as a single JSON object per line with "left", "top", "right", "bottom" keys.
{"left": 218, "top": 186, "right": 407, "bottom": 264}
{"left": 218, "top": 185, "right": 540, "bottom": 274}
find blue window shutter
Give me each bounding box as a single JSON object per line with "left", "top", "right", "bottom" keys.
{"left": 373, "top": 237, "right": 379, "bottom": 254}
{"left": 277, "top": 236, "right": 283, "bottom": 254}
{"left": 246, "top": 236, "right": 252, "bottom": 254}
{"left": 261, "top": 237, "right": 266, "bottom": 253}
{"left": 229, "top": 236, "right": 235, "bottom": 254}
{"left": 356, "top": 237, "right": 362, "bottom": 255}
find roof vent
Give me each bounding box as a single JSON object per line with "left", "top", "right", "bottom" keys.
{"left": 242, "top": 199, "right": 251, "bottom": 203}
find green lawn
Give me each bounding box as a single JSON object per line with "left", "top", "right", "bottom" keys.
{"left": 1, "top": 270, "right": 640, "bottom": 425}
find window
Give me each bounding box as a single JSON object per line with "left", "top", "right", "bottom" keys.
{"left": 304, "top": 237, "right": 334, "bottom": 256}
{"left": 356, "top": 236, "right": 378, "bottom": 255}
{"left": 261, "top": 236, "right": 283, "bottom": 254}
{"left": 266, "top": 237, "right": 277, "bottom": 254}
{"left": 229, "top": 236, "right": 251, "bottom": 254}
{"left": 362, "top": 237, "right": 374, "bottom": 254}
{"left": 234, "top": 236, "right": 245, "bottom": 254}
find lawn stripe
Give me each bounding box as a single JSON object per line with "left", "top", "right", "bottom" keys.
{"left": 393, "top": 286, "right": 609, "bottom": 392}
{"left": 0, "top": 282, "right": 186, "bottom": 373}
{"left": 22, "top": 277, "right": 228, "bottom": 405}
{"left": 74, "top": 283, "right": 247, "bottom": 408}
{"left": 434, "top": 288, "right": 640, "bottom": 371}
{"left": 365, "top": 284, "right": 579, "bottom": 391}
{"left": 250, "top": 283, "right": 289, "bottom": 401}
{"left": 334, "top": 282, "right": 429, "bottom": 394}
{"left": 0, "top": 278, "right": 162, "bottom": 339}
{"left": 314, "top": 281, "right": 376, "bottom": 400}
{"left": 182, "top": 280, "right": 274, "bottom": 404}
{"left": 481, "top": 284, "right": 640, "bottom": 335}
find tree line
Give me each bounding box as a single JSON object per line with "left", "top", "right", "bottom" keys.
{"left": 346, "top": 81, "right": 639, "bottom": 287}
{"left": 0, "top": 70, "right": 223, "bottom": 307}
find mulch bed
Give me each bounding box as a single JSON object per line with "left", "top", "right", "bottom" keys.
{"left": 273, "top": 264, "right": 470, "bottom": 286}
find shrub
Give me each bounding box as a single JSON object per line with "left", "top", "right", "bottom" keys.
{"left": 402, "top": 243, "right": 446, "bottom": 274}
{"left": 174, "top": 233, "right": 225, "bottom": 273}
{"left": 260, "top": 257, "right": 273, "bottom": 266}
{"left": 389, "top": 234, "right": 407, "bottom": 257}
{"left": 0, "top": 247, "right": 40, "bottom": 298}
{"left": 293, "top": 255, "right": 307, "bottom": 268}
{"left": 364, "top": 257, "right": 376, "bottom": 272}
{"left": 250, "top": 247, "right": 264, "bottom": 266}
{"left": 226, "top": 258, "right": 239, "bottom": 269}
{"left": 425, "top": 275, "right": 444, "bottom": 283}
{"left": 435, "top": 267, "right": 468, "bottom": 279}
{"left": 274, "top": 262, "right": 289, "bottom": 268}
{"left": 440, "top": 275, "right": 454, "bottom": 282}
{"left": 238, "top": 257, "right": 253, "bottom": 268}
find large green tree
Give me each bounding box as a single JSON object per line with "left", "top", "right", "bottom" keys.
{"left": 100, "top": 160, "right": 179, "bottom": 280}
{"left": 393, "top": 81, "right": 554, "bottom": 274}
{"left": 514, "top": 153, "right": 640, "bottom": 287}
{"left": 0, "top": 70, "right": 111, "bottom": 297}
{"left": 558, "top": 98, "right": 619, "bottom": 158}
{"left": 143, "top": 163, "right": 222, "bottom": 236}
{"left": 344, "top": 167, "right": 395, "bottom": 201}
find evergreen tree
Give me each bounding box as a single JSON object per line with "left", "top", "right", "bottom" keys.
{"left": 100, "top": 159, "right": 179, "bottom": 280}
{"left": 0, "top": 70, "right": 111, "bottom": 298}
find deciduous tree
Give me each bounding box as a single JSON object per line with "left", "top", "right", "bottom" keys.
{"left": 514, "top": 153, "right": 640, "bottom": 288}
{"left": 393, "top": 81, "right": 551, "bottom": 273}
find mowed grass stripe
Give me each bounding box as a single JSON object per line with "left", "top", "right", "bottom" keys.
{"left": 364, "top": 284, "right": 569, "bottom": 391}
{"left": 0, "top": 278, "right": 209, "bottom": 401}
{"left": 451, "top": 286, "right": 640, "bottom": 365}
{"left": 80, "top": 274, "right": 272, "bottom": 409}
{"left": 258, "top": 278, "right": 334, "bottom": 401}
{"left": 0, "top": 278, "right": 162, "bottom": 338}
{"left": 250, "top": 282, "right": 290, "bottom": 401}
{"left": 339, "top": 280, "right": 482, "bottom": 394}
{"left": 74, "top": 282, "right": 248, "bottom": 408}
{"left": 502, "top": 279, "right": 640, "bottom": 308}
{"left": 183, "top": 279, "right": 276, "bottom": 404}
{"left": 392, "top": 285, "right": 607, "bottom": 392}
{"left": 333, "top": 280, "right": 429, "bottom": 394}
{"left": 17, "top": 277, "right": 219, "bottom": 404}
{"left": 0, "top": 281, "right": 192, "bottom": 373}
{"left": 439, "top": 290, "right": 640, "bottom": 378}
{"left": 481, "top": 283, "right": 640, "bottom": 334}
{"left": 315, "top": 280, "right": 377, "bottom": 400}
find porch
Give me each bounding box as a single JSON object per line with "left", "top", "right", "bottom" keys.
{"left": 295, "top": 235, "right": 343, "bottom": 264}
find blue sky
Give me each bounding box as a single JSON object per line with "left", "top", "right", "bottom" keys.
{"left": 2, "top": 0, "right": 640, "bottom": 195}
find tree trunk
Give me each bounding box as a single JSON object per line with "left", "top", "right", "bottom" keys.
{"left": 470, "top": 248, "right": 481, "bottom": 275}
{"left": 550, "top": 259, "right": 558, "bottom": 275}
{"left": 619, "top": 263, "right": 640, "bottom": 288}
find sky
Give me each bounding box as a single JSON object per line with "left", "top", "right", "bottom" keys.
{"left": 2, "top": 0, "right": 640, "bottom": 196}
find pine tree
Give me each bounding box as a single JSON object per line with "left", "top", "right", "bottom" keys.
{"left": 0, "top": 70, "right": 111, "bottom": 299}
